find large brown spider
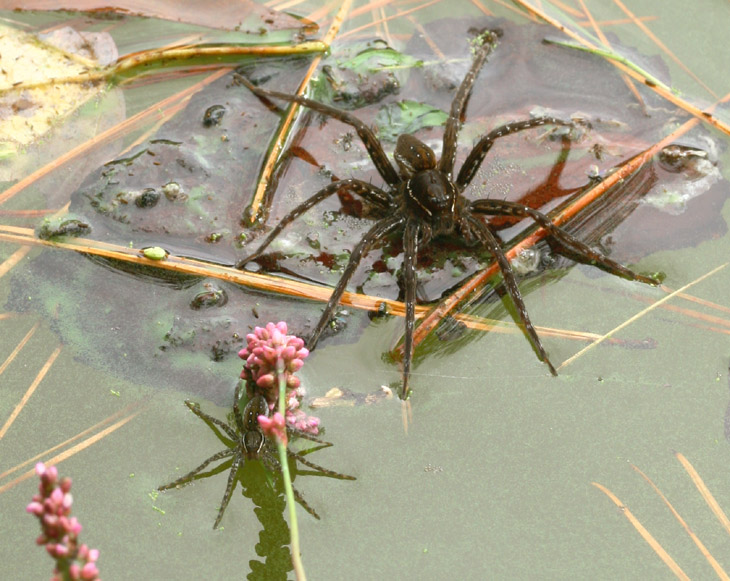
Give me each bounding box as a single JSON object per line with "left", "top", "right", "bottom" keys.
{"left": 235, "top": 30, "right": 659, "bottom": 396}
{"left": 158, "top": 383, "right": 355, "bottom": 529}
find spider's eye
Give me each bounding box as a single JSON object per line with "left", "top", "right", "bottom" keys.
{"left": 394, "top": 134, "right": 436, "bottom": 176}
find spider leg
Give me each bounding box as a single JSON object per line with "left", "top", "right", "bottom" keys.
{"left": 470, "top": 200, "right": 659, "bottom": 285}
{"left": 260, "top": 453, "right": 321, "bottom": 519}
{"left": 289, "top": 430, "right": 333, "bottom": 447}
{"left": 291, "top": 486, "right": 321, "bottom": 520}
{"left": 308, "top": 213, "right": 405, "bottom": 350}
{"left": 231, "top": 381, "right": 245, "bottom": 434}
{"left": 185, "top": 400, "right": 238, "bottom": 441}
{"left": 465, "top": 215, "right": 558, "bottom": 375}
{"left": 401, "top": 219, "right": 421, "bottom": 399}
{"left": 287, "top": 449, "right": 356, "bottom": 480}
{"left": 236, "top": 179, "right": 391, "bottom": 269}
{"left": 158, "top": 448, "right": 236, "bottom": 491}
{"left": 456, "top": 117, "right": 574, "bottom": 190}
{"left": 235, "top": 73, "right": 400, "bottom": 187}
{"left": 212, "top": 455, "right": 243, "bottom": 529}
{"left": 439, "top": 30, "right": 499, "bottom": 177}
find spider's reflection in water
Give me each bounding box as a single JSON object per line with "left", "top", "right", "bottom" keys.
{"left": 158, "top": 382, "right": 355, "bottom": 529}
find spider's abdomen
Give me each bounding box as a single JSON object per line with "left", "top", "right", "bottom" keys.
{"left": 403, "top": 169, "right": 458, "bottom": 233}
{"left": 394, "top": 134, "right": 437, "bottom": 176}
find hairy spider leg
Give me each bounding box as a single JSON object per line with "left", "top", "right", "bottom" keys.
{"left": 234, "top": 73, "right": 400, "bottom": 187}
{"left": 291, "top": 488, "right": 320, "bottom": 519}
{"left": 464, "top": 214, "right": 559, "bottom": 375}
{"left": 213, "top": 455, "right": 244, "bottom": 529}
{"left": 439, "top": 30, "right": 499, "bottom": 177}
{"left": 231, "top": 381, "right": 246, "bottom": 434}
{"left": 288, "top": 429, "right": 333, "bottom": 447}
{"left": 158, "top": 448, "right": 236, "bottom": 492}
{"left": 308, "top": 214, "right": 405, "bottom": 349}
{"left": 470, "top": 200, "right": 660, "bottom": 285}
{"left": 185, "top": 399, "right": 238, "bottom": 440}
{"left": 261, "top": 453, "right": 322, "bottom": 519}
{"left": 401, "top": 219, "right": 422, "bottom": 398}
{"left": 456, "top": 117, "right": 575, "bottom": 189}
{"left": 236, "top": 179, "right": 392, "bottom": 269}
{"left": 287, "top": 450, "right": 357, "bottom": 480}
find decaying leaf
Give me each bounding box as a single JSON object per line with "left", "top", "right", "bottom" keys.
{"left": 0, "top": 23, "right": 123, "bottom": 183}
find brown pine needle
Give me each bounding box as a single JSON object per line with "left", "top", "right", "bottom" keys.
{"left": 513, "top": 0, "right": 730, "bottom": 136}
{"left": 0, "top": 407, "right": 142, "bottom": 495}
{"left": 339, "top": 0, "right": 442, "bottom": 40}
{"left": 0, "top": 224, "right": 659, "bottom": 351}
{"left": 0, "top": 209, "right": 58, "bottom": 217}
{"left": 577, "top": 17, "right": 659, "bottom": 28}
{"left": 611, "top": 0, "right": 717, "bottom": 98}
{"left": 349, "top": 0, "right": 395, "bottom": 20}
{"left": 577, "top": 0, "right": 647, "bottom": 110}
{"left": 0, "top": 245, "right": 31, "bottom": 279}
{"left": 675, "top": 452, "right": 730, "bottom": 537}
{"left": 631, "top": 464, "right": 730, "bottom": 581}
{"left": 0, "top": 224, "right": 412, "bottom": 316}
{"left": 674, "top": 292, "right": 730, "bottom": 316}
{"left": 0, "top": 399, "right": 146, "bottom": 482}
{"left": 592, "top": 481, "right": 690, "bottom": 580}
{"left": 0, "top": 345, "right": 62, "bottom": 440}
{"left": 646, "top": 299, "right": 730, "bottom": 330}
{"left": 559, "top": 262, "right": 728, "bottom": 371}
{"left": 0, "top": 320, "right": 40, "bottom": 379}
{"left": 469, "top": 0, "right": 495, "bottom": 18}
{"left": 246, "top": 0, "right": 354, "bottom": 222}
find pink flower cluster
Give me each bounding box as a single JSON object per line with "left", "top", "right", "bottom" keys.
{"left": 26, "top": 463, "right": 100, "bottom": 581}
{"left": 239, "top": 322, "right": 320, "bottom": 439}
{"left": 285, "top": 386, "right": 320, "bottom": 435}
{"left": 239, "top": 321, "right": 309, "bottom": 394}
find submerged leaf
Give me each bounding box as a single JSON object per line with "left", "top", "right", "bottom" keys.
{"left": 374, "top": 100, "right": 448, "bottom": 142}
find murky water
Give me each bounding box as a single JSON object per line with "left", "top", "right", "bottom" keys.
{"left": 2, "top": 1, "right": 730, "bottom": 579}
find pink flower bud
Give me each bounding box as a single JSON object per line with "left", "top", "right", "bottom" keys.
{"left": 256, "top": 374, "right": 274, "bottom": 388}
{"left": 26, "top": 501, "right": 44, "bottom": 515}
{"left": 80, "top": 562, "right": 99, "bottom": 580}
{"left": 281, "top": 345, "right": 296, "bottom": 360}
{"left": 50, "top": 487, "right": 64, "bottom": 506}
{"left": 69, "top": 517, "right": 82, "bottom": 535}
{"left": 286, "top": 375, "right": 300, "bottom": 389}
{"left": 258, "top": 412, "right": 288, "bottom": 445}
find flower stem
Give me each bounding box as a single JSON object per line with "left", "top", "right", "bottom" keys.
{"left": 277, "top": 360, "right": 306, "bottom": 581}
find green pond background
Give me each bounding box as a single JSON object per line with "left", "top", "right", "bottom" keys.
{"left": 2, "top": 1, "right": 730, "bottom": 579}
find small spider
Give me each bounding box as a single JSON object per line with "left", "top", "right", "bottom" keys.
{"left": 158, "top": 382, "right": 355, "bottom": 529}
{"left": 235, "top": 30, "right": 658, "bottom": 396}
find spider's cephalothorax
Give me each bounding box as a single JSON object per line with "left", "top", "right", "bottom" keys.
{"left": 158, "top": 384, "right": 355, "bottom": 529}
{"left": 235, "top": 30, "right": 659, "bottom": 397}
{"left": 396, "top": 134, "right": 459, "bottom": 235}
